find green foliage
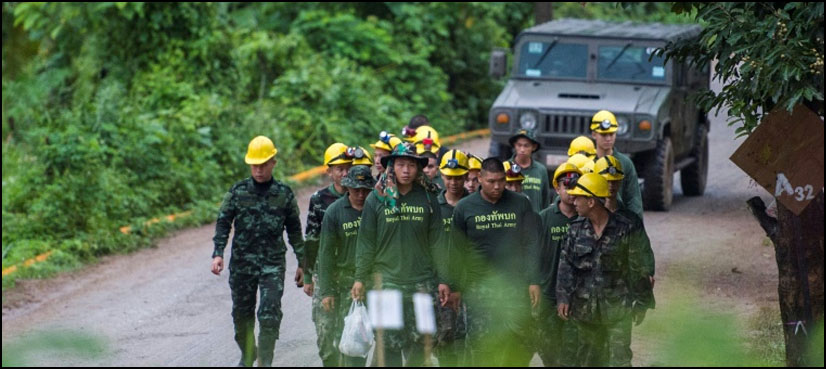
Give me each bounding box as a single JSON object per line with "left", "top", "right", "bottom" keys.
{"left": 658, "top": 2, "right": 824, "bottom": 136}
{"left": 1, "top": 330, "right": 107, "bottom": 366}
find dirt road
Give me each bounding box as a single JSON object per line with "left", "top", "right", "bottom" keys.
{"left": 3, "top": 87, "right": 780, "bottom": 365}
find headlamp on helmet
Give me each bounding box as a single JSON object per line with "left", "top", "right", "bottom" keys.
{"left": 346, "top": 146, "right": 365, "bottom": 159}
{"left": 506, "top": 162, "right": 522, "bottom": 177}
{"left": 379, "top": 131, "right": 392, "bottom": 144}
{"left": 401, "top": 126, "right": 417, "bottom": 138}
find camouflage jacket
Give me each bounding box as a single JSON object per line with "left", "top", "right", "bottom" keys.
{"left": 303, "top": 184, "right": 345, "bottom": 282}
{"left": 212, "top": 177, "right": 305, "bottom": 274}
{"left": 556, "top": 212, "right": 654, "bottom": 324}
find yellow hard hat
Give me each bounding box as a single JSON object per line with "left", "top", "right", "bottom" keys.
{"left": 467, "top": 154, "right": 483, "bottom": 171}
{"left": 568, "top": 136, "right": 596, "bottom": 158}
{"left": 553, "top": 162, "right": 582, "bottom": 188}
{"left": 567, "top": 153, "right": 594, "bottom": 171}
{"left": 324, "top": 143, "right": 353, "bottom": 166}
{"left": 591, "top": 110, "right": 618, "bottom": 133}
{"left": 351, "top": 146, "right": 373, "bottom": 166}
{"left": 594, "top": 155, "right": 624, "bottom": 181}
{"left": 370, "top": 131, "right": 403, "bottom": 152}
{"left": 414, "top": 127, "right": 441, "bottom": 155}
{"left": 567, "top": 172, "right": 610, "bottom": 198}
{"left": 581, "top": 160, "right": 595, "bottom": 174}
{"left": 245, "top": 136, "right": 278, "bottom": 165}
{"left": 503, "top": 161, "right": 525, "bottom": 182}
{"left": 439, "top": 149, "right": 469, "bottom": 177}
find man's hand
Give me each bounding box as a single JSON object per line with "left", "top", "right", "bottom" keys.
{"left": 303, "top": 283, "right": 314, "bottom": 297}
{"left": 294, "top": 267, "right": 304, "bottom": 288}
{"left": 557, "top": 303, "right": 570, "bottom": 321}
{"left": 448, "top": 292, "right": 462, "bottom": 312}
{"left": 438, "top": 284, "right": 451, "bottom": 307}
{"left": 351, "top": 281, "right": 365, "bottom": 301}
{"left": 211, "top": 256, "right": 224, "bottom": 276}
{"left": 322, "top": 297, "right": 335, "bottom": 313}
{"left": 633, "top": 308, "right": 647, "bottom": 326}
{"left": 529, "top": 285, "right": 541, "bottom": 308}
{"left": 649, "top": 275, "right": 656, "bottom": 288}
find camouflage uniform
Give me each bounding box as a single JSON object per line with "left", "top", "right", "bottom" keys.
{"left": 555, "top": 212, "right": 654, "bottom": 367}
{"left": 212, "top": 177, "right": 305, "bottom": 367}
{"left": 304, "top": 185, "right": 345, "bottom": 367}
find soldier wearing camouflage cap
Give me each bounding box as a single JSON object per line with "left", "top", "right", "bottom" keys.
{"left": 317, "top": 166, "right": 377, "bottom": 367}
{"left": 211, "top": 136, "right": 305, "bottom": 367}
{"left": 556, "top": 173, "right": 654, "bottom": 366}
{"left": 509, "top": 129, "right": 551, "bottom": 212}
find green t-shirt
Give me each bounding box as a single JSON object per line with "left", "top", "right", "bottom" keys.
{"left": 538, "top": 197, "right": 577, "bottom": 302}
{"left": 318, "top": 194, "right": 363, "bottom": 297}
{"left": 513, "top": 158, "right": 551, "bottom": 213}
{"left": 354, "top": 185, "right": 446, "bottom": 286}
{"left": 451, "top": 190, "right": 540, "bottom": 288}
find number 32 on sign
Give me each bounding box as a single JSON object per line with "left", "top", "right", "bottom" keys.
{"left": 775, "top": 173, "right": 817, "bottom": 202}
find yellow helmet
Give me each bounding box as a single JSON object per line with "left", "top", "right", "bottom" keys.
{"left": 351, "top": 146, "right": 373, "bottom": 166}
{"left": 370, "top": 131, "right": 403, "bottom": 152}
{"left": 413, "top": 127, "right": 441, "bottom": 155}
{"left": 591, "top": 110, "right": 618, "bottom": 133}
{"left": 503, "top": 161, "right": 525, "bottom": 182}
{"left": 324, "top": 143, "right": 352, "bottom": 166}
{"left": 594, "top": 155, "right": 624, "bottom": 181}
{"left": 567, "top": 173, "right": 610, "bottom": 198}
{"left": 581, "top": 160, "right": 595, "bottom": 174}
{"left": 567, "top": 153, "right": 594, "bottom": 172}
{"left": 245, "top": 136, "right": 278, "bottom": 165}
{"left": 467, "top": 154, "right": 483, "bottom": 171}
{"left": 439, "top": 149, "right": 469, "bottom": 177}
{"left": 552, "top": 162, "right": 582, "bottom": 188}
{"left": 568, "top": 136, "right": 596, "bottom": 158}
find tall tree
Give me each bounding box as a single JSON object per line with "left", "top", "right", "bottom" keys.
{"left": 658, "top": 3, "right": 824, "bottom": 366}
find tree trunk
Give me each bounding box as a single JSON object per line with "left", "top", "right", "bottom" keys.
{"left": 750, "top": 191, "right": 825, "bottom": 366}
{"left": 534, "top": 2, "right": 552, "bottom": 25}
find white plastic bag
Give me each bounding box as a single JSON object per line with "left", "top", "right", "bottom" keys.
{"left": 338, "top": 300, "right": 374, "bottom": 358}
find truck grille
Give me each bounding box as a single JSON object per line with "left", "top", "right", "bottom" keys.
{"left": 542, "top": 113, "right": 592, "bottom": 135}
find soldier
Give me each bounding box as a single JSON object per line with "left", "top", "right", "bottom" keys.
{"left": 211, "top": 136, "right": 305, "bottom": 367}
{"left": 435, "top": 149, "right": 471, "bottom": 367}
{"left": 450, "top": 158, "right": 541, "bottom": 366}
{"left": 464, "top": 154, "right": 483, "bottom": 194}
{"left": 594, "top": 156, "right": 656, "bottom": 285}
{"left": 591, "top": 110, "right": 644, "bottom": 219}
{"left": 568, "top": 136, "right": 597, "bottom": 160}
{"left": 304, "top": 143, "right": 353, "bottom": 367}
{"left": 509, "top": 129, "right": 551, "bottom": 212}
{"left": 371, "top": 132, "right": 403, "bottom": 178}
{"left": 503, "top": 160, "right": 526, "bottom": 193}
{"left": 317, "top": 166, "right": 376, "bottom": 367}
{"left": 556, "top": 173, "right": 654, "bottom": 367}
{"left": 535, "top": 163, "right": 582, "bottom": 366}
{"left": 414, "top": 127, "right": 444, "bottom": 189}
{"left": 350, "top": 142, "right": 451, "bottom": 367}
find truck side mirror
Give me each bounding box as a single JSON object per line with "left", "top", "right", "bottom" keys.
{"left": 489, "top": 49, "right": 507, "bottom": 79}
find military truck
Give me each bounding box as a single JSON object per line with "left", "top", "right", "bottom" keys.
{"left": 488, "top": 19, "right": 709, "bottom": 211}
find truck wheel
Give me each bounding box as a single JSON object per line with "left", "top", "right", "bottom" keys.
{"left": 643, "top": 137, "right": 674, "bottom": 211}
{"left": 680, "top": 125, "right": 708, "bottom": 196}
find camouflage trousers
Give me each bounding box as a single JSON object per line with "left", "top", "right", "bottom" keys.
{"left": 434, "top": 301, "right": 468, "bottom": 367}
{"left": 572, "top": 317, "right": 633, "bottom": 367}
{"left": 375, "top": 279, "right": 439, "bottom": 367}
{"left": 530, "top": 301, "right": 578, "bottom": 367}
{"left": 464, "top": 284, "right": 533, "bottom": 366}
{"left": 229, "top": 266, "right": 285, "bottom": 367}
{"left": 311, "top": 274, "right": 341, "bottom": 367}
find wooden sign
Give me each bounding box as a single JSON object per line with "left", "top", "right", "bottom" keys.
{"left": 730, "top": 104, "right": 824, "bottom": 215}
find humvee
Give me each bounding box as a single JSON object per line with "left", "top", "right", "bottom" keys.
{"left": 488, "top": 19, "right": 709, "bottom": 211}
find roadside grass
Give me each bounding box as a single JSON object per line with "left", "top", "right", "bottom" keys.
{"left": 746, "top": 306, "right": 786, "bottom": 367}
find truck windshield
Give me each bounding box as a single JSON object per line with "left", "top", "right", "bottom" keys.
{"left": 597, "top": 45, "right": 667, "bottom": 83}
{"left": 516, "top": 41, "right": 588, "bottom": 79}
